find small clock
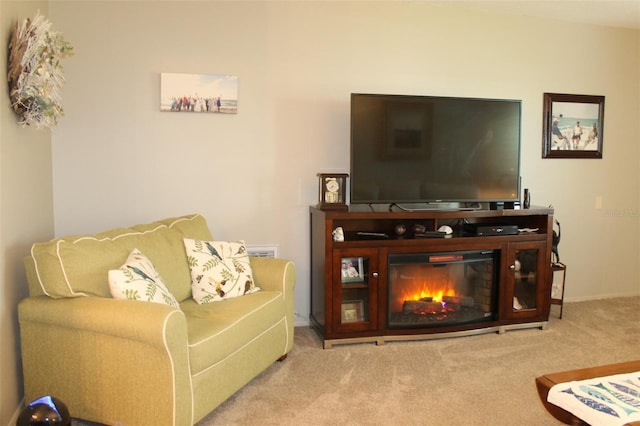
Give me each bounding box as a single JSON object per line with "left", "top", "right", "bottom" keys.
{"left": 317, "top": 173, "right": 348, "bottom": 211}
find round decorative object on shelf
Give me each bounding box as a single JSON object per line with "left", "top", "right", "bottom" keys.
{"left": 16, "top": 395, "right": 71, "bottom": 426}
{"left": 7, "top": 11, "right": 74, "bottom": 129}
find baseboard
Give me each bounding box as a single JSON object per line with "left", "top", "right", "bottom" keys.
{"left": 564, "top": 293, "right": 640, "bottom": 303}
{"left": 294, "top": 312, "right": 310, "bottom": 327}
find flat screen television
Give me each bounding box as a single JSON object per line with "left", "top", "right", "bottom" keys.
{"left": 350, "top": 93, "right": 521, "bottom": 207}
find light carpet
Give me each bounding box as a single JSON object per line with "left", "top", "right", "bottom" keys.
{"left": 198, "top": 297, "right": 640, "bottom": 426}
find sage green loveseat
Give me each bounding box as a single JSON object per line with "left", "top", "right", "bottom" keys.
{"left": 18, "top": 214, "right": 295, "bottom": 425}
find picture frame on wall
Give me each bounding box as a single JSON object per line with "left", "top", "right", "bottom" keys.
{"left": 160, "top": 72, "right": 238, "bottom": 114}
{"left": 340, "top": 257, "right": 365, "bottom": 283}
{"left": 542, "top": 93, "right": 604, "bottom": 159}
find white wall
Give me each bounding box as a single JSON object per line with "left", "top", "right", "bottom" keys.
{"left": 1, "top": 1, "right": 54, "bottom": 424}
{"left": 49, "top": 1, "right": 639, "bottom": 325}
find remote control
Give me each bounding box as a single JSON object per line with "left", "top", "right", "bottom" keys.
{"left": 357, "top": 231, "right": 389, "bottom": 239}
{"left": 414, "top": 231, "right": 447, "bottom": 238}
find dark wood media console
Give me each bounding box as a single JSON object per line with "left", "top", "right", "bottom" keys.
{"left": 310, "top": 206, "right": 554, "bottom": 348}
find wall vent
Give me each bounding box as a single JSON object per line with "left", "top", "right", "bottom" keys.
{"left": 246, "top": 245, "right": 278, "bottom": 258}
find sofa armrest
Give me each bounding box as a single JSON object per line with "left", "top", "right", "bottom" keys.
{"left": 249, "top": 257, "right": 296, "bottom": 295}
{"left": 19, "top": 296, "right": 193, "bottom": 426}
{"left": 250, "top": 257, "right": 296, "bottom": 345}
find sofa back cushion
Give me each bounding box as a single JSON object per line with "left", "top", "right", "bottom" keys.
{"left": 25, "top": 214, "right": 213, "bottom": 302}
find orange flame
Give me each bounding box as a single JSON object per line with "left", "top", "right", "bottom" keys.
{"left": 390, "top": 265, "right": 460, "bottom": 313}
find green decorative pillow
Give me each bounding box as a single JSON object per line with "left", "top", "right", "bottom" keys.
{"left": 184, "top": 238, "right": 259, "bottom": 304}
{"left": 108, "top": 248, "right": 179, "bottom": 307}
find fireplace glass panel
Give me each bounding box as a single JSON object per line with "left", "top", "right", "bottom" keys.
{"left": 388, "top": 251, "right": 497, "bottom": 328}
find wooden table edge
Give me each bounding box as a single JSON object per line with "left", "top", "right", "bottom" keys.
{"left": 535, "top": 360, "right": 640, "bottom": 425}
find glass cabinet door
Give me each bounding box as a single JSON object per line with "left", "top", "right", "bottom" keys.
{"left": 513, "top": 248, "right": 538, "bottom": 311}
{"left": 506, "top": 241, "right": 546, "bottom": 318}
{"left": 333, "top": 249, "right": 379, "bottom": 332}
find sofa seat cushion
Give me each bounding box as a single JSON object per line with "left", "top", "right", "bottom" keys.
{"left": 27, "top": 214, "right": 212, "bottom": 302}
{"left": 181, "top": 290, "right": 286, "bottom": 376}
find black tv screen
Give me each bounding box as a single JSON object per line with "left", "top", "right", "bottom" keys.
{"left": 350, "top": 93, "right": 521, "bottom": 206}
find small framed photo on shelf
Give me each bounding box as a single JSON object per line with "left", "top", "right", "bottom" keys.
{"left": 542, "top": 92, "right": 604, "bottom": 159}
{"left": 341, "top": 257, "right": 364, "bottom": 283}
{"left": 341, "top": 300, "right": 365, "bottom": 323}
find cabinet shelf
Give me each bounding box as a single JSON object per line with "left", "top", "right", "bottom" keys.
{"left": 342, "top": 283, "right": 368, "bottom": 289}
{"left": 335, "top": 233, "right": 547, "bottom": 244}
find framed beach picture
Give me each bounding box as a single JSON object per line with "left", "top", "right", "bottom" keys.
{"left": 542, "top": 93, "right": 604, "bottom": 159}
{"left": 340, "top": 257, "right": 365, "bottom": 284}
{"left": 160, "top": 72, "right": 238, "bottom": 114}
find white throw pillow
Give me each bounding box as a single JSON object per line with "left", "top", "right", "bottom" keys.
{"left": 184, "top": 238, "right": 259, "bottom": 304}
{"left": 108, "top": 248, "right": 179, "bottom": 307}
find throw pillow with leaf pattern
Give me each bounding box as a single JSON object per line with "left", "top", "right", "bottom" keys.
{"left": 184, "top": 238, "right": 259, "bottom": 304}
{"left": 108, "top": 248, "right": 179, "bottom": 307}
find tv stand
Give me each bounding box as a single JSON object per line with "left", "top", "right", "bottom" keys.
{"left": 310, "top": 206, "right": 554, "bottom": 348}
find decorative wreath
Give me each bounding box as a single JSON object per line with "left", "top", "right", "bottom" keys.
{"left": 7, "top": 12, "right": 73, "bottom": 129}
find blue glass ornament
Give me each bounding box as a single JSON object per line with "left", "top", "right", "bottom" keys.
{"left": 16, "top": 395, "right": 71, "bottom": 426}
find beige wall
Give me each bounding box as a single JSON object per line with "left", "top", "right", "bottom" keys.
{"left": 50, "top": 1, "right": 639, "bottom": 320}
{"left": 1, "top": 1, "right": 54, "bottom": 424}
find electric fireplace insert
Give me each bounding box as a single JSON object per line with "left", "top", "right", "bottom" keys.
{"left": 388, "top": 250, "right": 498, "bottom": 328}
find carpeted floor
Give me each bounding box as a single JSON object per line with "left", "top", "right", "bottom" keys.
{"left": 197, "top": 297, "right": 640, "bottom": 426}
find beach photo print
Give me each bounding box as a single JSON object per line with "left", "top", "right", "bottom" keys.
{"left": 160, "top": 73, "right": 238, "bottom": 114}
{"left": 542, "top": 92, "right": 604, "bottom": 159}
